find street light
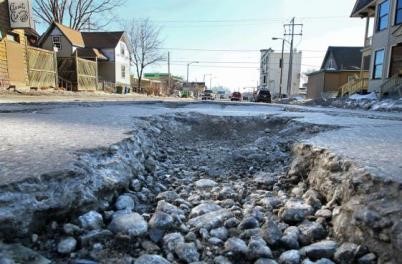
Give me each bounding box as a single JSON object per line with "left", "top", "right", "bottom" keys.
{"left": 204, "top": 74, "right": 216, "bottom": 89}
{"left": 272, "top": 37, "right": 291, "bottom": 98}
{"left": 187, "top": 61, "right": 199, "bottom": 83}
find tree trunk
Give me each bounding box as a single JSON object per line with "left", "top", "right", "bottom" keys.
{"left": 137, "top": 77, "right": 142, "bottom": 94}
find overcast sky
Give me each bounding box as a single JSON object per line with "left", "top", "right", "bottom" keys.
{"left": 112, "top": 0, "right": 366, "bottom": 91}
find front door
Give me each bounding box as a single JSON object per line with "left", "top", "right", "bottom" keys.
{"left": 390, "top": 44, "right": 402, "bottom": 77}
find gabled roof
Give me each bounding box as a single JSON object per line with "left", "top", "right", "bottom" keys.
{"left": 351, "top": 0, "right": 376, "bottom": 17}
{"left": 54, "top": 22, "right": 85, "bottom": 47}
{"left": 39, "top": 22, "right": 85, "bottom": 47}
{"left": 321, "top": 46, "right": 364, "bottom": 71}
{"left": 77, "top": 48, "right": 108, "bottom": 61}
{"left": 82, "top": 32, "right": 126, "bottom": 49}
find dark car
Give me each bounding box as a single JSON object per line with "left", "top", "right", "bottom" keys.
{"left": 255, "top": 89, "right": 272, "bottom": 103}
{"left": 230, "top": 92, "right": 242, "bottom": 101}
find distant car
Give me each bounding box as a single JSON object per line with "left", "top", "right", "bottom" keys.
{"left": 202, "top": 90, "right": 215, "bottom": 100}
{"left": 255, "top": 89, "right": 272, "bottom": 103}
{"left": 230, "top": 92, "right": 242, "bottom": 101}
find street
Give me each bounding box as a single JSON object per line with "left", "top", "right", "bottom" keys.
{"left": 0, "top": 101, "right": 401, "bottom": 185}
{"left": 0, "top": 101, "right": 401, "bottom": 263}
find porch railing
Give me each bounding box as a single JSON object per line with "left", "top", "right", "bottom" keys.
{"left": 58, "top": 76, "right": 73, "bottom": 91}
{"left": 339, "top": 76, "right": 369, "bottom": 97}
{"left": 380, "top": 75, "right": 402, "bottom": 98}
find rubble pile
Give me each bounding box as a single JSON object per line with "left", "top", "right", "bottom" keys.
{"left": 0, "top": 113, "right": 381, "bottom": 263}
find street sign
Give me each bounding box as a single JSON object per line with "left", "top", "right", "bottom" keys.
{"left": 8, "top": 0, "right": 34, "bottom": 29}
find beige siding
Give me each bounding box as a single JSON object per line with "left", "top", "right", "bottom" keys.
{"left": 0, "top": 0, "right": 9, "bottom": 88}
{"left": 307, "top": 70, "right": 364, "bottom": 99}
{"left": 324, "top": 71, "right": 361, "bottom": 92}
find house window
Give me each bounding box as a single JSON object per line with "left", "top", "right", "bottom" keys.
{"left": 121, "top": 65, "right": 126, "bottom": 78}
{"left": 396, "top": 0, "right": 402, "bottom": 24}
{"left": 120, "top": 43, "right": 125, "bottom": 56}
{"left": 377, "top": 0, "right": 389, "bottom": 31}
{"left": 373, "top": 49, "right": 385, "bottom": 79}
{"left": 52, "top": 36, "right": 62, "bottom": 50}
{"left": 328, "top": 59, "right": 336, "bottom": 70}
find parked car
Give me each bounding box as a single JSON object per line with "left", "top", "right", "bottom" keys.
{"left": 202, "top": 90, "right": 215, "bottom": 100}
{"left": 230, "top": 92, "right": 242, "bottom": 101}
{"left": 255, "top": 89, "right": 272, "bottom": 103}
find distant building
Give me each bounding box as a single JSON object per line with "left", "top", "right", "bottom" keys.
{"left": 131, "top": 76, "right": 161, "bottom": 95}
{"left": 182, "top": 82, "right": 206, "bottom": 97}
{"left": 352, "top": 0, "right": 402, "bottom": 97}
{"left": 144, "top": 73, "right": 184, "bottom": 95}
{"left": 260, "top": 48, "right": 302, "bottom": 97}
{"left": 306, "top": 46, "right": 368, "bottom": 99}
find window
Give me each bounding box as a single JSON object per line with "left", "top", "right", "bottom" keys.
{"left": 373, "top": 49, "right": 385, "bottom": 79}
{"left": 121, "top": 65, "right": 126, "bottom": 78}
{"left": 52, "top": 36, "right": 62, "bottom": 50}
{"left": 263, "top": 76, "right": 266, "bottom": 84}
{"left": 327, "top": 59, "right": 336, "bottom": 70}
{"left": 377, "top": 0, "right": 389, "bottom": 31}
{"left": 120, "top": 43, "right": 125, "bottom": 56}
{"left": 396, "top": 0, "right": 402, "bottom": 25}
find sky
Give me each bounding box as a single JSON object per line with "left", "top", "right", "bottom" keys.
{"left": 110, "top": 0, "right": 366, "bottom": 91}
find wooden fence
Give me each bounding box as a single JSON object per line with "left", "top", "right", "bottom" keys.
{"left": 0, "top": 40, "right": 8, "bottom": 88}
{"left": 58, "top": 53, "right": 97, "bottom": 91}
{"left": 77, "top": 57, "right": 97, "bottom": 91}
{"left": 27, "top": 47, "right": 57, "bottom": 88}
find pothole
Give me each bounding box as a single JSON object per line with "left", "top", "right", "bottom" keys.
{"left": 0, "top": 113, "right": 397, "bottom": 264}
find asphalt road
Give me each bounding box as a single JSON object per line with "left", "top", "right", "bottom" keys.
{"left": 0, "top": 100, "right": 401, "bottom": 185}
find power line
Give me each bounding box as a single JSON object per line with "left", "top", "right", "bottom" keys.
{"left": 139, "top": 16, "right": 347, "bottom": 24}
{"left": 159, "top": 47, "right": 326, "bottom": 53}
{"left": 168, "top": 63, "right": 313, "bottom": 69}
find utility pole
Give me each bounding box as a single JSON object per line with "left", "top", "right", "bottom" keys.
{"left": 187, "top": 61, "right": 199, "bottom": 83}
{"left": 168, "top": 52, "right": 171, "bottom": 95}
{"left": 279, "top": 39, "right": 285, "bottom": 98}
{"left": 284, "top": 18, "right": 303, "bottom": 98}
{"left": 187, "top": 64, "right": 190, "bottom": 83}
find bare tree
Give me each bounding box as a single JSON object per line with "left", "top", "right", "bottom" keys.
{"left": 125, "top": 19, "right": 164, "bottom": 93}
{"left": 33, "top": 0, "right": 125, "bottom": 30}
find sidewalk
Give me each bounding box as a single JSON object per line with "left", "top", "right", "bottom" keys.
{"left": 0, "top": 90, "right": 192, "bottom": 104}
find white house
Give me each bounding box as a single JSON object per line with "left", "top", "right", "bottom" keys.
{"left": 260, "top": 49, "right": 302, "bottom": 97}
{"left": 39, "top": 23, "right": 131, "bottom": 88}
{"left": 81, "top": 32, "right": 131, "bottom": 87}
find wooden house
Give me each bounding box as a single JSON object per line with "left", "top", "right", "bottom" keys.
{"left": 40, "top": 23, "right": 131, "bottom": 91}
{"left": 0, "top": 0, "right": 56, "bottom": 90}
{"left": 306, "top": 47, "right": 369, "bottom": 99}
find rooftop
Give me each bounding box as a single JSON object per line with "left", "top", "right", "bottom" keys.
{"left": 321, "top": 46, "right": 365, "bottom": 71}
